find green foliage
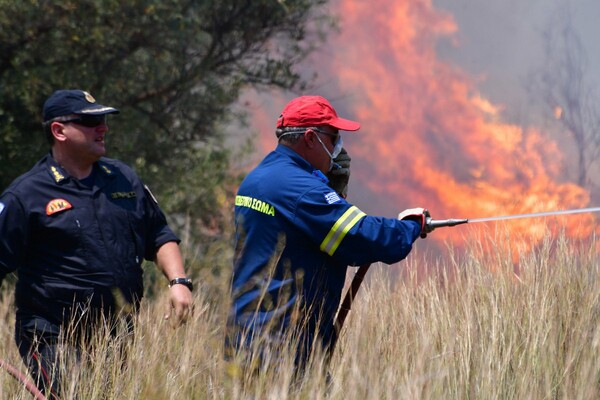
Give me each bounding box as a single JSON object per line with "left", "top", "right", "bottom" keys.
{"left": 0, "top": 0, "right": 333, "bottom": 281}
{"left": 0, "top": 0, "right": 331, "bottom": 188}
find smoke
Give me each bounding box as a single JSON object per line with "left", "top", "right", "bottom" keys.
{"left": 240, "top": 0, "right": 599, "bottom": 257}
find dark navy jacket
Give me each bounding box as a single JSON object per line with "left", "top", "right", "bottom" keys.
{"left": 0, "top": 153, "right": 178, "bottom": 334}
{"left": 230, "top": 145, "right": 421, "bottom": 353}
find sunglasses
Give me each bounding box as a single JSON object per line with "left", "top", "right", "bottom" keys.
{"left": 312, "top": 128, "right": 344, "bottom": 159}
{"left": 61, "top": 114, "right": 107, "bottom": 127}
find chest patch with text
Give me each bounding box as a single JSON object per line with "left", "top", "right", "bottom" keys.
{"left": 46, "top": 199, "right": 73, "bottom": 216}
{"left": 111, "top": 191, "right": 137, "bottom": 199}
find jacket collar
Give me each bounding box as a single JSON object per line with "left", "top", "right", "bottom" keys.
{"left": 44, "top": 152, "right": 115, "bottom": 185}
{"left": 275, "top": 144, "right": 314, "bottom": 173}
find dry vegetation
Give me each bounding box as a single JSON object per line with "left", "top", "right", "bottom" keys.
{"left": 1, "top": 228, "right": 600, "bottom": 399}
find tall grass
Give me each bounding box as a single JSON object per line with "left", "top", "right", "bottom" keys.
{"left": 1, "top": 229, "right": 599, "bottom": 399}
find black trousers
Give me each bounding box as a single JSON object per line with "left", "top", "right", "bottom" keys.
{"left": 16, "top": 314, "right": 134, "bottom": 399}
{"left": 17, "top": 330, "right": 67, "bottom": 400}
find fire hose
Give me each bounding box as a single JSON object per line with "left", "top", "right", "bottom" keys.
{"left": 332, "top": 206, "right": 600, "bottom": 353}
{"left": 0, "top": 358, "right": 47, "bottom": 400}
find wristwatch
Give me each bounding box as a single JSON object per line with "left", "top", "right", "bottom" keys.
{"left": 168, "top": 277, "right": 193, "bottom": 292}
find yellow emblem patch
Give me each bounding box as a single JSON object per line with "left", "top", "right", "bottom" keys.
{"left": 84, "top": 91, "right": 96, "bottom": 103}
{"left": 100, "top": 164, "right": 113, "bottom": 175}
{"left": 50, "top": 166, "right": 65, "bottom": 183}
{"left": 46, "top": 198, "right": 73, "bottom": 216}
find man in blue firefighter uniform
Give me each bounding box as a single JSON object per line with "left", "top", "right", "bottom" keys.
{"left": 0, "top": 89, "right": 194, "bottom": 398}
{"left": 228, "top": 95, "right": 431, "bottom": 366}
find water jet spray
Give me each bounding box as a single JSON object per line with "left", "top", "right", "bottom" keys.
{"left": 425, "top": 206, "right": 600, "bottom": 232}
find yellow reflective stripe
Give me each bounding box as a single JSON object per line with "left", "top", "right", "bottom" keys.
{"left": 320, "top": 206, "right": 366, "bottom": 256}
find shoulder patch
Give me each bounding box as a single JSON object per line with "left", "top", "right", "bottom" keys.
{"left": 324, "top": 191, "right": 341, "bottom": 204}
{"left": 0, "top": 202, "right": 4, "bottom": 216}
{"left": 46, "top": 198, "right": 73, "bottom": 216}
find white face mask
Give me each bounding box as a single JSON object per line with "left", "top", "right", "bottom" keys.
{"left": 314, "top": 132, "right": 343, "bottom": 171}
{"left": 278, "top": 127, "right": 343, "bottom": 171}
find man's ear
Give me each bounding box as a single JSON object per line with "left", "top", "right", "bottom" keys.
{"left": 51, "top": 122, "right": 67, "bottom": 143}
{"left": 304, "top": 129, "right": 317, "bottom": 149}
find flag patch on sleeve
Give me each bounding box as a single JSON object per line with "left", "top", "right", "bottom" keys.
{"left": 324, "top": 191, "right": 341, "bottom": 204}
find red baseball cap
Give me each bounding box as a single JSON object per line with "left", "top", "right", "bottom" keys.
{"left": 276, "top": 95, "right": 360, "bottom": 131}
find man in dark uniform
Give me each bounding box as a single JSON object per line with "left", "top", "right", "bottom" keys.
{"left": 0, "top": 89, "right": 194, "bottom": 398}
{"left": 227, "top": 95, "right": 431, "bottom": 368}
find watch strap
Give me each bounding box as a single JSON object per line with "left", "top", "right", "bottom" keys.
{"left": 169, "top": 277, "right": 193, "bottom": 292}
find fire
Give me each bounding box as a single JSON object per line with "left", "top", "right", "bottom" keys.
{"left": 249, "top": 0, "right": 598, "bottom": 257}
{"left": 554, "top": 106, "right": 563, "bottom": 119}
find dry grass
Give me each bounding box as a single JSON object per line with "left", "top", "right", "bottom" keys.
{"left": 1, "top": 229, "right": 600, "bottom": 399}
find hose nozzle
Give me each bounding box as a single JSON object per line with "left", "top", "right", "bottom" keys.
{"left": 426, "top": 218, "right": 469, "bottom": 230}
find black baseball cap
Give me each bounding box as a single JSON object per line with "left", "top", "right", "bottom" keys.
{"left": 43, "top": 89, "right": 119, "bottom": 122}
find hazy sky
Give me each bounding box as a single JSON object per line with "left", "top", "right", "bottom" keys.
{"left": 433, "top": 0, "right": 600, "bottom": 123}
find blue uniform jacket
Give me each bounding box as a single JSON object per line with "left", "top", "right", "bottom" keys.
{"left": 230, "top": 144, "right": 421, "bottom": 351}
{"left": 0, "top": 153, "right": 178, "bottom": 334}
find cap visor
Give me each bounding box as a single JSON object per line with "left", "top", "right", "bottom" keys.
{"left": 77, "top": 105, "right": 120, "bottom": 115}
{"left": 330, "top": 117, "right": 360, "bottom": 131}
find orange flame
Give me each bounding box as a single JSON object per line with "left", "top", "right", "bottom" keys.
{"left": 249, "top": 0, "right": 598, "bottom": 257}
